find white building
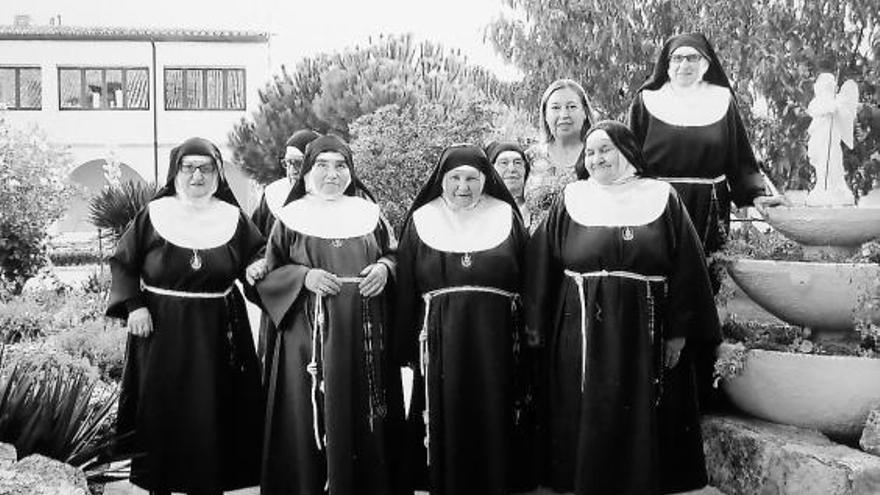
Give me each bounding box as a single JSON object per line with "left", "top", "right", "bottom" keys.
{"left": 0, "top": 16, "right": 270, "bottom": 231}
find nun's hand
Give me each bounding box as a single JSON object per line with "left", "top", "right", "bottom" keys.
{"left": 664, "top": 337, "right": 686, "bottom": 369}
{"left": 127, "top": 307, "right": 154, "bottom": 338}
{"left": 753, "top": 194, "right": 787, "bottom": 216}
{"left": 358, "top": 263, "right": 388, "bottom": 298}
{"left": 305, "top": 269, "right": 341, "bottom": 296}
{"left": 245, "top": 258, "right": 268, "bottom": 284}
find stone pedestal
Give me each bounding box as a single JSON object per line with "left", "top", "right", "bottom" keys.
{"left": 703, "top": 415, "right": 880, "bottom": 495}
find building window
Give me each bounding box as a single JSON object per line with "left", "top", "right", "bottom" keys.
{"left": 0, "top": 67, "right": 41, "bottom": 110}
{"left": 165, "top": 68, "right": 246, "bottom": 110}
{"left": 58, "top": 67, "right": 149, "bottom": 110}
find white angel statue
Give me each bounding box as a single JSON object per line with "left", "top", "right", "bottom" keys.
{"left": 806, "top": 73, "right": 859, "bottom": 206}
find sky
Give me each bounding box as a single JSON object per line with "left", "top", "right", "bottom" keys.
{"left": 0, "top": 0, "right": 523, "bottom": 80}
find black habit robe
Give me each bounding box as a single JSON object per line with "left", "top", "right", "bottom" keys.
{"left": 525, "top": 178, "right": 721, "bottom": 495}
{"left": 257, "top": 193, "right": 407, "bottom": 495}
{"left": 107, "top": 138, "right": 265, "bottom": 493}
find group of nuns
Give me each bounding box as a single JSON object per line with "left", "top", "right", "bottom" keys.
{"left": 107, "top": 32, "right": 784, "bottom": 495}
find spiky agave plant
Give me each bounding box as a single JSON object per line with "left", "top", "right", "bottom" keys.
{"left": 88, "top": 180, "right": 156, "bottom": 244}
{"left": 0, "top": 347, "right": 130, "bottom": 484}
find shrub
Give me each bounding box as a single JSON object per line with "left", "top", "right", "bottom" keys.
{"left": 48, "top": 250, "right": 105, "bottom": 267}
{"left": 230, "top": 34, "right": 523, "bottom": 185}
{"left": 49, "top": 318, "right": 126, "bottom": 382}
{"left": 0, "top": 298, "right": 49, "bottom": 343}
{"left": 89, "top": 179, "right": 155, "bottom": 244}
{"left": 0, "top": 346, "right": 122, "bottom": 482}
{"left": 0, "top": 119, "right": 74, "bottom": 293}
{"left": 351, "top": 99, "right": 497, "bottom": 232}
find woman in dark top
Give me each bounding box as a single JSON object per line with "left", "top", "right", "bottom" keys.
{"left": 107, "top": 137, "right": 266, "bottom": 494}
{"left": 525, "top": 121, "right": 720, "bottom": 494}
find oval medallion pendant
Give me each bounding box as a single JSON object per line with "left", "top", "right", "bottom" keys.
{"left": 461, "top": 252, "right": 473, "bottom": 268}
{"left": 190, "top": 249, "right": 202, "bottom": 270}
{"left": 622, "top": 226, "right": 634, "bottom": 241}
{"left": 331, "top": 239, "right": 345, "bottom": 248}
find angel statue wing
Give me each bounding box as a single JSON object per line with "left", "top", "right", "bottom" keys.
{"left": 837, "top": 79, "right": 859, "bottom": 150}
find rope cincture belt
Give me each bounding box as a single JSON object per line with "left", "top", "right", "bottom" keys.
{"left": 656, "top": 174, "right": 726, "bottom": 185}
{"left": 140, "top": 280, "right": 233, "bottom": 298}
{"left": 308, "top": 276, "right": 368, "bottom": 451}
{"left": 658, "top": 174, "right": 726, "bottom": 247}
{"left": 419, "top": 285, "right": 520, "bottom": 465}
{"left": 563, "top": 270, "right": 667, "bottom": 393}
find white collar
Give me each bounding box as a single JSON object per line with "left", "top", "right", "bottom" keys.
{"left": 564, "top": 178, "right": 670, "bottom": 226}
{"left": 642, "top": 83, "right": 730, "bottom": 126}
{"left": 263, "top": 178, "right": 293, "bottom": 218}
{"left": 276, "top": 194, "right": 379, "bottom": 239}
{"left": 413, "top": 196, "right": 512, "bottom": 253}
{"left": 149, "top": 196, "right": 240, "bottom": 249}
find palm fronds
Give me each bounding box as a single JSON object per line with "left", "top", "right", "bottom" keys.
{"left": 88, "top": 180, "right": 155, "bottom": 243}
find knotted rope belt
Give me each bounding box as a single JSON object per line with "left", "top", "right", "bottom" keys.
{"left": 563, "top": 270, "right": 667, "bottom": 397}
{"left": 419, "top": 285, "right": 520, "bottom": 465}
{"left": 308, "top": 276, "right": 387, "bottom": 451}
{"left": 657, "top": 174, "right": 727, "bottom": 246}
{"left": 656, "top": 174, "right": 726, "bottom": 185}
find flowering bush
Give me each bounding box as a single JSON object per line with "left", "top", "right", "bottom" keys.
{"left": 0, "top": 119, "right": 73, "bottom": 293}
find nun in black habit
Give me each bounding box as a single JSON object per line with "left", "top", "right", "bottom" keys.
{"left": 251, "top": 129, "right": 321, "bottom": 373}
{"left": 251, "top": 129, "right": 321, "bottom": 237}
{"left": 525, "top": 121, "right": 721, "bottom": 495}
{"left": 627, "top": 32, "right": 784, "bottom": 412}
{"left": 256, "top": 135, "right": 406, "bottom": 495}
{"left": 396, "top": 144, "right": 533, "bottom": 495}
{"left": 107, "top": 137, "right": 265, "bottom": 494}
{"left": 628, "top": 32, "right": 783, "bottom": 258}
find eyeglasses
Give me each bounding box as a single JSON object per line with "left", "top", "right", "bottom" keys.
{"left": 179, "top": 161, "right": 217, "bottom": 175}
{"left": 282, "top": 158, "right": 303, "bottom": 168}
{"left": 669, "top": 54, "right": 703, "bottom": 65}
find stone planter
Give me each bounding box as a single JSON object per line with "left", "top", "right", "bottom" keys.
{"left": 764, "top": 206, "right": 880, "bottom": 248}
{"left": 721, "top": 344, "right": 880, "bottom": 440}
{"left": 726, "top": 259, "right": 880, "bottom": 333}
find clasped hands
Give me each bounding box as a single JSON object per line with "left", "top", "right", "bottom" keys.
{"left": 246, "top": 258, "right": 268, "bottom": 284}
{"left": 305, "top": 263, "right": 388, "bottom": 298}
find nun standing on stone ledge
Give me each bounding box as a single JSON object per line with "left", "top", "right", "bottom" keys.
{"left": 396, "top": 144, "right": 533, "bottom": 495}
{"left": 525, "top": 121, "right": 720, "bottom": 495}
{"left": 627, "top": 32, "right": 784, "bottom": 415}
{"left": 628, "top": 32, "right": 783, "bottom": 267}
{"left": 107, "top": 137, "right": 266, "bottom": 495}
{"left": 256, "top": 135, "right": 406, "bottom": 495}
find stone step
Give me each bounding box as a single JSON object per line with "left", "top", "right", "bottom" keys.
{"left": 703, "top": 414, "right": 880, "bottom": 494}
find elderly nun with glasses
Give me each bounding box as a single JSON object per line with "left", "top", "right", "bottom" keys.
{"left": 107, "top": 137, "right": 267, "bottom": 495}
{"left": 627, "top": 33, "right": 785, "bottom": 417}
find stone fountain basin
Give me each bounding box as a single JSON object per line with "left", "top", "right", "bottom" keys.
{"left": 726, "top": 259, "right": 880, "bottom": 332}
{"left": 721, "top": 344, "right": 880, "bottom": 440}
{"left": 764, "top": 205, "right": 880, "bottom": 247}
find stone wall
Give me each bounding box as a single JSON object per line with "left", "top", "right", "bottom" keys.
{"left": 703, "top": 415, "right": 880, "bottom": 495}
